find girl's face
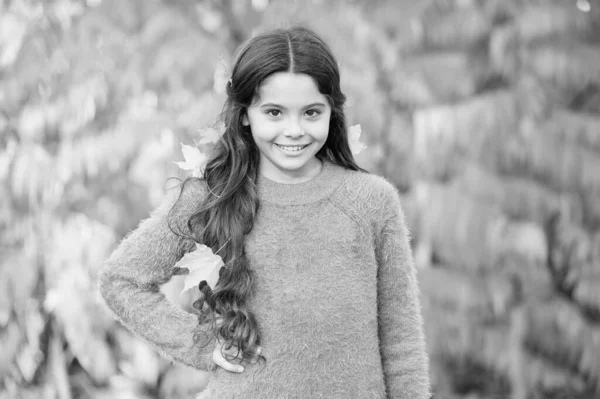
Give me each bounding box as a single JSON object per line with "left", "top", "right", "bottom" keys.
{"left": 244, "top": 72, "right": 331, "bottom": 184}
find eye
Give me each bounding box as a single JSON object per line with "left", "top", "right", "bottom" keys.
{"left": 266, "top": 109, "right": 281, "bottom": 117}
{"left": 306, "top": 109, "right": 321, "bottom": 117}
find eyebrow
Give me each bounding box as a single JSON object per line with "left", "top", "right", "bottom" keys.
{"left": 259, "top": 102, "right": 327, "bottom": 109}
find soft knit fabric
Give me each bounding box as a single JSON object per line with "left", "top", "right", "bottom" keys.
{"left": 99, "top": 160, "right": 431, "bottom": 399}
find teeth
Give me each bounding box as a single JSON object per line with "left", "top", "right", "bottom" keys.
{"left": 277, "top": 144, "right": 306, "bottom": 152}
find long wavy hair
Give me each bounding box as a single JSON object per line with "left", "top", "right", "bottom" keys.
{"left": 170, "top": 26, "right": 365, "bottom": 362}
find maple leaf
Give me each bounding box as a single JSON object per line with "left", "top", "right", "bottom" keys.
{"left": 173, "top": 124, "right": 226, "bottom": 177}
{"left": 348, "top": 124, "right": 367, "bottom": 155}
{"left": 196, "top": 122, "right": 225, "bottom": 147}
{"left": 173, "top": 143, "right": 209, "bottom": 178}
{"left": 175, "top": 243, "right": 224, "bottom": 295}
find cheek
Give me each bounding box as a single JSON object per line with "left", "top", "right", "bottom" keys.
{"left": 249, "top": 116, "right": 277, "bottom": 139}
{"left": 313, "top": 115, "right": 331, "bottom": 140}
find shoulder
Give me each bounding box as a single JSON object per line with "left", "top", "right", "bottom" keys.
{"left": 152, "top": 177, "right": 208, "bottom": 220}
{"left": 332, "top": 169, "right": 404, "bottom": 226}
{"left": 177, "top": 177, "right": 209, "bottom": 205}
{"left": 340, "top": 170, "right": 401, "bottom": 209}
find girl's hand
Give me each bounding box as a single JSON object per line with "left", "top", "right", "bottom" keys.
{"left": 209, "top": 313, "right": 262, "bottom": 373}
{"left": 210, "top": 315, "right": 245, "bottom": 373}
{"left": 212, "top": 340, "right": 262, "bottom": 373}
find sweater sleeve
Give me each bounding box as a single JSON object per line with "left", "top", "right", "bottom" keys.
{"left": 99, "top": 179, "right": 216, "bottom": 371}
{"left": 376, "top": 185, "right": 431, "bottom": 399}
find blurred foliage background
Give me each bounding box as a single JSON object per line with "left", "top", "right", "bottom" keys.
{"left": 1, "top": 0, "right": 600, "bottom": 398}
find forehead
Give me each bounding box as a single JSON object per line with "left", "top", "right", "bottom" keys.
{"left": 255, "top": 72, "right": 327, "bottom": 106}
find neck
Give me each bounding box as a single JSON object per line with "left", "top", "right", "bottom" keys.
{"left": 257, "top": 160, "right": 348, "bottom": 205}
{"left": 259, "top": 157, "right": 323, "bottom": 184}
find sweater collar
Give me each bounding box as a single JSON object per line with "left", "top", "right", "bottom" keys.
{"left": 257, "top": 159, "right": 346, "bottom": 205}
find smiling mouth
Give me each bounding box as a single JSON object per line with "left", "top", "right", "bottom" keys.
{"left": 275, "top": 143, "right": 310, "bottom": 152}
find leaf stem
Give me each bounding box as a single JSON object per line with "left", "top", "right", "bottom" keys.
{"left": 215, "top": 238, "right": 231, "bottom": 256}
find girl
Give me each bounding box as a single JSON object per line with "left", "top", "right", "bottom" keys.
{"left": 100, "top": 26, "right": 430, "bottom": 398}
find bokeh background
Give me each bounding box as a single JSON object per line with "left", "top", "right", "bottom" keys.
{"left": 1, "top": 0, "right": 600, "bottom": 398}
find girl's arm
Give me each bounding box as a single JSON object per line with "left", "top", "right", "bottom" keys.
{"left": 99, "top": 179, "right": 215, "bottom": 371}
{"left": 376, "top": 185, "right": 431, "bottom": 399}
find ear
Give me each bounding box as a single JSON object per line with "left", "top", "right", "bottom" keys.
{"left": 242, "top": 114, "right": 250, "bottom": 126}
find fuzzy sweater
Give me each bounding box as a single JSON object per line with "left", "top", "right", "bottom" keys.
{"left": 99, "top": 160, "right": 431, "bottom": 399}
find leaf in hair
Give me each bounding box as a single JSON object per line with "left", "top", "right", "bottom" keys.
{"left": 173, "top": 123, "right": 226, "bottom": 177}
{"left": 173, "top": 143, "right": 209, "bottom": 178}
{"left": 195, "top": 121, "right": 225, "bottom": 149}
{"left": 348, "top": 124, "right": 367, "bottom": 155}
{"left": 175, "top": 243, "right": 224, "bottom": 294}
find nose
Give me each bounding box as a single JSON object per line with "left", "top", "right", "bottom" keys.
{"left": 284, "top": 120, "right": 305, "bottom": 138}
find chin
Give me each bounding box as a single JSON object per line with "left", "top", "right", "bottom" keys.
{"left": 274, "top": 159, "right": 312, "bottom": 172}
{"left": 266, "top": 153, "right": 318, "bottom": 173}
